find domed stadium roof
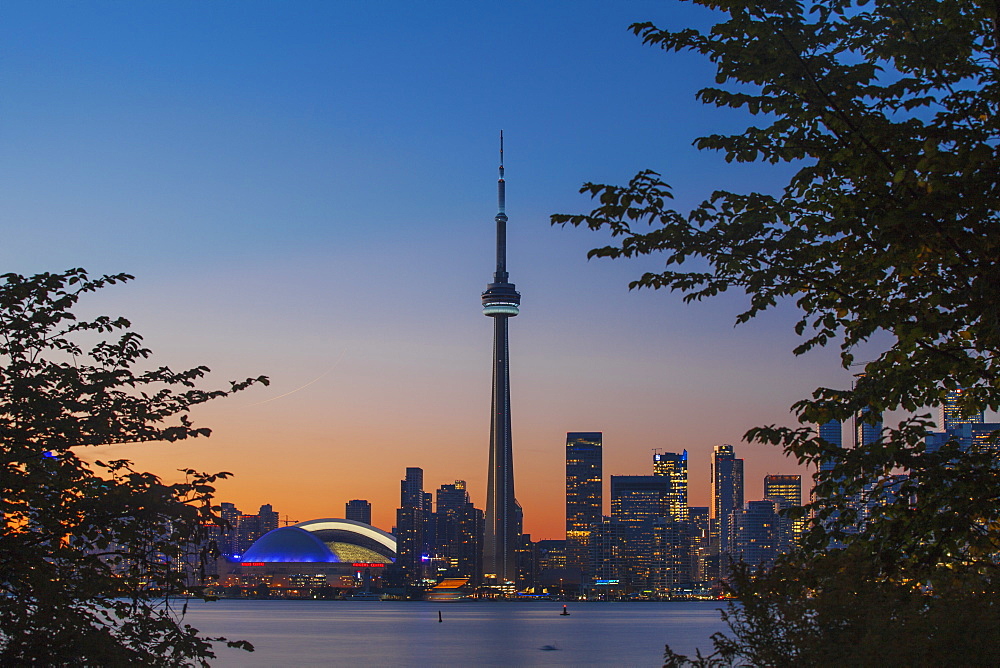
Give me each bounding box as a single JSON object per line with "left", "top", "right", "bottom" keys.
{"left": 242, "top": 518, "right": 396, "bottom": 564}
{"left": 242, "top": 526, "right": 336, "bottom": 563}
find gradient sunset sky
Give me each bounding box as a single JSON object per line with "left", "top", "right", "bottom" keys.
{"left": 4, "top": 1, "right": 966, "bottom": 539}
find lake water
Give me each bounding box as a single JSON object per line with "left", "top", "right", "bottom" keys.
{"left": 182, "top": 600, "right": 729, "bottom": 667}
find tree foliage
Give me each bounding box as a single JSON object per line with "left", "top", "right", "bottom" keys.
{"left": 0, "top": 269, "right": 267, "bottom": 665}
{"left": 552, "top": 0, "right": 1000, "bottom": 662}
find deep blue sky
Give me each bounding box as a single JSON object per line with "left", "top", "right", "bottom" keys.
{"left": 2, "top": 1, "right": 907, "bottom": 536}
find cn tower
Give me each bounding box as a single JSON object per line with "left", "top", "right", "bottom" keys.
{"left": 481, "top": 132, "right": 521, "bottom": 584}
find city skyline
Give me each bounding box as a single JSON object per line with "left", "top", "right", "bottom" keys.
{"left": 6, "top": 2, "right": 994, "bottom": 540}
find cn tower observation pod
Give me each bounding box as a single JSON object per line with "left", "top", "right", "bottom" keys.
{"left": 481, "top": 283, "right": 520, "bottom": 316}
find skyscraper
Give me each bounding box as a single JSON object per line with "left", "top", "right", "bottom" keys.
{"left": 481, "top": 133, "right": 521, "bottom": 584}
{"left": 763, "top": 474, "right": 802, "bottom": 508}
{"left": 433, "top": 480, "right": 484, "bottom": 583}
{"left": 611, "top": 475, "right": 673, "bottom": 591}
{"left": 566, "top": 432, "right": 603, "bottom": 574}
{"left": 763, "top": 474, "right": 803, "bottom": 546}
{"left": 817, "top": 419, "right": 842, "bottom": 475}
{"left": 218, "top": 502, "right": 241, "bottom": 559}
{"left": 926, "top": 389, "right": 995, "bottom": 453}
{"left": 401, "top": 467, "right": 427, "bottom": 509}
{"left": 258, "top": 504, "right": 279, "bottom": 535}
{"left": 733, "top": 500, "right": 781, "bottom": 568}
{"left": 711, "top": 444, "right": 744, "bottom": 557}
{"left": 853, "top": 375, "right": 883, "bottom": 448}
{"left": 653, "top": 450, "right": 689, "bottom": 522}
{"left": 942, "top": 388, "right": 985, "bottom": 430}
{"left": 855, "top": 406, "right": 883, "bottom": 448}
{"left": 396, "top": 467, "right": 430, "bottom": 584}
{"left": 346, "top": 499, "right": 372, "bottom": 525}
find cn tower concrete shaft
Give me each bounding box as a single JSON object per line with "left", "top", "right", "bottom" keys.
{"left": 481, "top": 132, "right": 521, "bottom": 584}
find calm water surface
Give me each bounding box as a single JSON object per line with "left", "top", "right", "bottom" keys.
{"left": 183, "top": 600, "right": 728, "bottom": 667}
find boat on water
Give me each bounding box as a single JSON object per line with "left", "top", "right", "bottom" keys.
{"left": 424, "top": 577, "right": 473, "bottom": 602}
{"left": 346, "top": 592, "right": 383, "bottom": 601}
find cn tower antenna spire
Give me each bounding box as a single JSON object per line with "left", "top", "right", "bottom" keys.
{"left": 499, "top": 130, "right": 505, "bottom": 214}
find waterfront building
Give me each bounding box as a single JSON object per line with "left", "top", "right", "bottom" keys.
{"left": 611, "top": 475, "right": 672, "bottom": 592}
{"left": 653, "top": 450, "right": 689, "bottom": 523}
{"left": 536, "top": 539, "right": 569, "bottom": 577}
{"left": 711, "top": 445, "right": 744, "bottom": 558}
{"left": 345, "top": 499, "right": 372, "bottom": 526}
{"left": 651, "top": 517, "right": 690, "bottom": 595}
{"left": 481, "top": 134, "right": 522, "bottom": 585}
{"left": 589, "top": 519, "right": 628, "bottom": 596}
{"left": 433, "top": 480, "right": 483, "bottom": 584}
{"left": 515, "top": 534, "right": 538, "bottom": 590}
{"left": 565, "top": 432, "right": 603, "bottom": 576}
{"left": 227, "top": 518, "right": 396, "bottom": 597}
{"left": 396, "top": 467, "right": 430, "bottom": 584}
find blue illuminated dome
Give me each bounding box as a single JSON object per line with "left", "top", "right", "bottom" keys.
{"left": 242, "top": 527, "right": 337, "bottom": 563}
{"left": 241, "top": 518, "right": 397, "bottom": 564}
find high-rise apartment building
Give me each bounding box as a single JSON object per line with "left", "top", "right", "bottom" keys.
{"left": 433, "top": 480, "right": 483, "bottom": 584}
{"left": 565, "top": 432, "right": 603, "bottom": 575}
{"left": 396, "top": 467, "right": 430, "bottom": 584}
{"left": 651, "top": 517, "right": 689, "bottom": 593}
{"left": 711, "top": 444, "right": 744, "bottom": 557}
{"left": 258, "top": 504, "right": 279, "bottom": 535}
{"left": 346, "top": 499, "right": 372, "bottom": 525}
{"left": 481, "top": 134, "right": 522, "bottom": 584}
{"left": 217, "top": 502, "right": 280, "bottom": 560}
{"left": 653, "top": 450, "right": 689, "bottom": 522}
{"left": 401, "top": 467, "right": 428, "bottom": 509}
{"left": 219, "top": 502, "right": 241, "bottom": 559}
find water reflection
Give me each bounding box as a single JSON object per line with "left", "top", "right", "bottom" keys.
{"left": 183, "top": 600, "right": 728, "bottom": 667}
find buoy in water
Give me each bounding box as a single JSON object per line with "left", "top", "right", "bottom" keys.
{"left": 560, "top": 605, "right": 570, "bottom": 616}
{"left": 438, "top": 610, "right": 443, "bottom": 623}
